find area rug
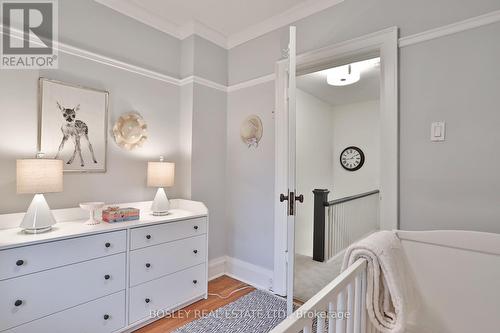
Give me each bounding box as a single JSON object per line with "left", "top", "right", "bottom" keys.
{"left": 173, "top": 290, "right": 287, "bottom": 333}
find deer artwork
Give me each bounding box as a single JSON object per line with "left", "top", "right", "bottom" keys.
{"left": 54, "top": 102, "right": 98, "bottom": 167}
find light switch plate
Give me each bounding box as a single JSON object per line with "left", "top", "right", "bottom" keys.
{"left": 431, "top": 121, "right": 446, "bottom": 141}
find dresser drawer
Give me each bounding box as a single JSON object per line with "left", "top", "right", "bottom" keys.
{"left": 4, "top": 291, "right": 126, "bottom": 333}
{"left": 129, "top": 263, "right": 206, "bottom": 324}
{"left": 130, "top": 234, "right": 206, "bottom": 286}
{"left": 130, "top": 218, "right": 207, "bottom": 250}
{"left": 0, "top": 253, "right": 126, "bottom": 331}
{"left": 0, "top": 230, "right": 126, "bottom": 280}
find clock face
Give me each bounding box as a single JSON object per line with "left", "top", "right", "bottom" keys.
{"left": 340, "top": 146, "right": 365, "bottom": 171}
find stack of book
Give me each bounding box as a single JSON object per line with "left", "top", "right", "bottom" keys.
{"left": 102, "top": 207, "right": 140, "bottom": 223}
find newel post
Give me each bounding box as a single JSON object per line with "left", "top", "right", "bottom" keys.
{"left": 313, "top": 189, "right": 330, "bottom": 262}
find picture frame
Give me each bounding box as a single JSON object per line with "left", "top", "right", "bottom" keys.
{"left": 38, "top": 78, "right": 109, "bottom": 173}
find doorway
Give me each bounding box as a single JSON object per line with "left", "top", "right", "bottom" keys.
{"left": 294, "top": 56, "right": 381, "bottom": 303}
{"left": 273, "top": 27, "right": 399, "bottom": 311}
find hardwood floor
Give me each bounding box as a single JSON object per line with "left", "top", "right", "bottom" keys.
{"left": 135, "top": 275, "right": 255, "bottom": 333}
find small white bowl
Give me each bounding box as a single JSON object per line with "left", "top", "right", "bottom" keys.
{"left": 80, "top": 202, "right": 105, "bottom": 225}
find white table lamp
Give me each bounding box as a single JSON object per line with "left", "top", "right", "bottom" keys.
{"left": 147, "top": 157, "right": 174, "bottom": 216}
{"left": 17, "top": 158, "right": 63, "bottom": 234}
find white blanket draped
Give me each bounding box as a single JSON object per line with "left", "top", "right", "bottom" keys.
{"left": 341, "top": 231, "right": 419, "bottom": 333}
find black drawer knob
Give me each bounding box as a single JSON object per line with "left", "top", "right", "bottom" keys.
{"left": 16, "top": 260, "right": 24, "bottom": 266}
{"left": 146, "top": 235, "right": 151, "bottom": 240}
{"left": 193, "top": 226, "right": 199, "bottom": 230}
{"left": 193, "top": 250, "right": 198, "bottom": 254}
{"left": 104, "top": 274, "right": 111, "bottom": 280}
{"left": 14, "top": 300, "right": 23, "bottom": 307}
{"left": 145, "top": 263, "right": 151, "bottom": 268}
{"left": 145, "top": 298, "right": 151, "bottom": 303}
{"left": 193, "top": 280, "right": 198, "bottom": 284}
{"left": 103, "top": 314, "right": 110, "bottom": 320}
{"left": 105, "top": 242, "right": 111, "bottom": 248}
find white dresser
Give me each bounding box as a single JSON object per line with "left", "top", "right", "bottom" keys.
{"left": 0, "top": 200, "right": 208, "bottom": 333}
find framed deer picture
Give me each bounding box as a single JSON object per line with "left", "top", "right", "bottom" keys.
{"left": 38, "top": 78, "right": 109, "bottom": 173}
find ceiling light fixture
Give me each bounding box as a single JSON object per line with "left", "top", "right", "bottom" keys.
{"left": 326, "top": 64, "right": 360, "bottom": 86}
{"left": 326, "top": 57, "right": 380, "bottom": 86}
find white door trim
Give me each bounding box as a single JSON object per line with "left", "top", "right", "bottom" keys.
{"left": 273, "top": 27, "right": 399, "bottom": 296}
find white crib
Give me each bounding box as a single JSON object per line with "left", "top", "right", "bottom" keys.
{"left": 271, "top": 230, "right": 500, "bottom": 333}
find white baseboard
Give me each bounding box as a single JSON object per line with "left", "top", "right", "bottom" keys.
{"left": 208, "top": 256, "right": 226, "bottom": 281}
{"left": 208, "top": 256, "right": 274, "bottom": 291}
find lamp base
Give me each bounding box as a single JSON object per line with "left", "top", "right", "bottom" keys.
{"left": 23, "top": 226, "right": 53, "bottom": 234}
{"left": 151, "top": 187, "right": 170, "bottom": 216}
{"left": 152, "top": 211, "right": 170, "bottom": 217}
{"left": 20, "top": 194, "right": 57, "bottom": 233}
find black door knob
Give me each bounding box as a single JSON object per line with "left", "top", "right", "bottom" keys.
{"left": 295, "top": 194, "right": 304, "bottom": 203}
{"left": 146, "top": 235, "right": 151, "bottom": 240}
{"left": 14, "top": 300, "right": 23, "bottom": 307}
{"left": 16, "top": 260, "right": 24, "bottom": 266}
{"left": 145, "top": 263, "right": 151, "bottom": 268}
{"left": 103, "top": 314, "right": 110, "bottom": 320}
{"left": 280, "top": 193, "right": 288, "bottom": 202}
{"left": 193, "top": 250, "right": 198, "bottom": 254}
{"left": 104, "top": 274, "right": 111, "bottom": 280}
{"left": 105, "top": 242, "right": 111, "bottom": 248}
{"left": 193, "top": 226, "right": 198, "bottom": 230}
{"left": 193, "top": 280, "right": 197, "bottom": 284}
{"left": 145, "top": 298, "right": 151, "bottom": 303}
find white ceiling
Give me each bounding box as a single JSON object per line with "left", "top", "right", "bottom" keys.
{"left": 95, "top": 0, "right": 344, "bottom": 49}
{"left": 297, "top": 63, "right": 380, "bottom": 107}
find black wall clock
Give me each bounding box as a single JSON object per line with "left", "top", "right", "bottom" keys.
{"left": 340, "top": 146, "right": 365, "bottom": 171}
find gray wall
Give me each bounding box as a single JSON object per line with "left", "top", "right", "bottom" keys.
{"left": 191, "top": 84, "right": 228, "bottom": 259}
{"left": 179, "top": 36, "right": 229, "bottom": 260}
{"left": 181, "top": 35, "right": 228, "bottom": 85}
{"left": 226, "top": 82, "right": 275, "bottom": 269}
{"left": 58, "top": 0, "right": 181, "bottom": 77}
{"left": 0, "top": 0, "right": 185, "bottom": 216}
{"left": 0, "top": 52, "right": 181, "bottom": 214}
{"left": 0, "top": 0, "right": 229, "bottom": 262}
{"left": 399, "top": 22, "right": 500, "bottom": 232}
{"left": 228, "top": 0, "right": 500, "bottom": 84}
{"left": 226, "top": 0, "right": 500, "bottom": 270}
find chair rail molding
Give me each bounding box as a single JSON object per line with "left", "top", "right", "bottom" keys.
{"left": 0, "top": 24, "right": 227, "bottom": 92}
{"left": 399, "top": 9, "right": 500, "bottom": 47}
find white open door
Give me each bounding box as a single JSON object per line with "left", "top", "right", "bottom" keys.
{"left": 283, "top": 26, "right": 300, "bottom": 315}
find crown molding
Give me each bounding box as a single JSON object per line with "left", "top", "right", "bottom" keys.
{"left": 227, "top": 0, "right": 344, "bottom": 49}
{"left": 399, "top": 9, "right": 500, "bottom": 47}
{"left": 178, "top": 20, "right": 228, "bottom": 49}
{"left": 95, "top": 0, "right": 228, "bottom": 48}
{"left": 3, "top": 8, "right": 499, "bottom": 93}
{"left": 94, "top": 0, "right": 344, "bottom": 50}
{"left": 93, "top": 2, "right": 500, "bottom": 51}
{"left": 94, "top": 0, "right": 182, "bottom": 39}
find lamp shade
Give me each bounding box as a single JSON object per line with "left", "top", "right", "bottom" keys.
{"left": 147, "top": 162, "right": 175, "bottom": 188}
{"left": 17, "top": 159, "right": 63, "bottom": 194}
